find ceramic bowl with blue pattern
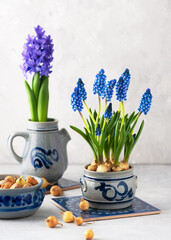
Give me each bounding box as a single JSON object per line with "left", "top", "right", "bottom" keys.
{"left": 80, "top": 164, "right": 137, "bottom": 210}
{"left": 0, "top": 175, "right": 46, "bottom": 219}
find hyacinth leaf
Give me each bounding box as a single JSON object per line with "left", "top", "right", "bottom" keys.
{"left": 70, "top": 125, "right": 97, "bottom": 160}
{"left": 124, "top": 120, "right": 144, "bottom": 162}
{"left": 129, "top": 117, "right": 139, "bottom": 134}
{"left": 113, "top": 121, "right": 121, "bottom": 158}
{"left": 37, "top": 77, "right": 49, "bottom": 122}
{"left": 86, "top": 119, "right": 92, "bottom": 133}
{"left": 114, "top": 125, "right": 126, "bottom": 165}
{"left": 93, "top": 110, "right": 97, "bottom": 122}
{"left": 84, "top": 128, "right": 99, "bottom": 160}
{"left": 24, "top": 80, "right": 38, "bottom": 121}
{"left": 106, "top": 111, "right": 120, "bottom": 135}
{"left": 89, "top": 117, "right": 95, "bottom": 135}
{"left": 100, "top": 115, "right": 104, "bottom": 129}
{"left": 88, "top": 109, "right": 95, "bottom": 135}
{"left": 32, "top": 72, "right": 40, "bottom": 102}
{"left": 124, "top": 132, "right": 134, "bottom": 158}
{"left": 132, "top": 120, "right": 144, "bottom": 149}
{"left": 125, "top": 112, "right": 135, "bottom": 130}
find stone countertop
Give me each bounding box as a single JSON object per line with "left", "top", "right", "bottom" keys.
{"left": 0, "top": 163, "right": 170, "bottom": 240}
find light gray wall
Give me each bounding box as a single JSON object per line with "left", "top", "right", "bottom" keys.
{"left": 0, "top": 0, "right": 170, "bottom": 165}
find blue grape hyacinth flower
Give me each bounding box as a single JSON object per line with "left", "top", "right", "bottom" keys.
{"left": 106, "top": 79, "right": 116, "bottom": 102}
{"left": 104, "top": 103, "right": 112, "bottom": 120}
{"left": 116, "top": 69, "right": 131, "bottom": 102}
{"left": 71, "top": 87, "right": 83, "bottom": 112}
{"left": 138, "top": 88, "right": 152, "bottom": 115}
{"left": 116, "top": 77, "right": 128, "bottom": 101}
{"left": 121, "top": 68, "right": 131, "bottom": 92}
{"left": 93, "top": 69, "right": 106, "bottom": 99}
{"left": 77, "top": 78, "right": 87, "bottom": 101}
{"left": 21, "top": 25, "right": 54, "bottom": 77}
{"left": 95, "top": 123, "right": 101, "bottom": 136}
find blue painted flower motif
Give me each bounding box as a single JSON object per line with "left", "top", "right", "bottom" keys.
{"left": 21, "top": 25, "right": 54, "bottom": 77}
{"left": 116, "top": 69, "right": 131, "bottom": 102}
{"left": 95, "top": 123, "right": 101, "bottom": 136}
{"left": 71, "top": 87, "right": 83, "bottom": 112}
{"left": 138, "top": 88, "right": 152, "bottom": 115}
{"left": 77, "top": 78, "right": 87, "bottom": 101}
{"left": 93, "top": 69, "right": 106, "bottom": 99}
{"left": 104, "top": 103, "right": 112, "bottom": 120}
{"left": 106, "top": 79, "right": 116, "bottom": 102}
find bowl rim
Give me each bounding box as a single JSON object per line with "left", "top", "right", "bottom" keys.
{"left": 0, "top": 174, "right": 43, "bottom": 193}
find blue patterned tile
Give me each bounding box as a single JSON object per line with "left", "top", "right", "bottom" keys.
{"left": 51, "top": 196, "right": 160, "bottom": 221}
{"left": 45, "top": 178, "right": 80, "bottom": 193}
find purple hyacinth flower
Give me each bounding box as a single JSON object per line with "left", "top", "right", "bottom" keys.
{"left": 138, "top": 88, "right": 152, "bottom": 115}
{"left": 21, "top": 25, "right": 54, "bottom": 78}
{"left": 71, "top": 87, "right": 83, "bottom": 112}
{"left": 93, "top": 69, "right": 106, "bottom": 99}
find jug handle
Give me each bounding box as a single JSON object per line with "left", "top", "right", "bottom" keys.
{"left": 8, "top": 132, "right": 29, "bottom": 164}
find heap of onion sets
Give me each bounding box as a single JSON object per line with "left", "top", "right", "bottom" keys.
{"left": 70, "top": 69, "right": 152, "bottom": 172}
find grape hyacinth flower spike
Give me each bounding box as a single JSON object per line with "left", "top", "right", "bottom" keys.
{"left": 71, "top": 87, "right": 90, "bottom": 133}
{"left": 116, "top": 69, "right": 131, "bottom": 128}
{"left": 77, "top": 78, "right": 87, "bottom": 101}
{"left": 71, "top": 87, "right": 83, "bottom": 112}
{"left": 104, "top": 103, "right": 112, "bottom": 120}
{"left": 121, "top": 68, "right": 131, "bottom": 92}
{"left": 93, "top": 69, "right": 107, "bottom": 99}
{"left": 138, "top": 88, "right": 152, "bottom": 115}
{"left": 77, "top": 78, "right": 95, "bottom": 124}
{"left": 95, "top": 123, "right": 101, "bottom": 136}
{"left": 93, "top": 69, "right": 107, "bottom": 128}
{"left": 106, "top": 79, "right": 116, "bottom": 102}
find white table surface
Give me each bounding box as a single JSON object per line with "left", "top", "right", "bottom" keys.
{"left": 0, "top": 163, "right": 171, "bottom": 240}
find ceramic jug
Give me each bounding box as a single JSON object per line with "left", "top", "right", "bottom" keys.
{"left": 8, "top": 119, "right": 71, "bottom": 183}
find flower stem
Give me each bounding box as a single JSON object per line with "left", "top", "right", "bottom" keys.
{"left": 121, "top": 101, "right": 125, "bottom": 129}
{"left": 105, "top": 99, "right": 107, "bottom": 111}
{"left": 79, "top": 112, "right": 90, "bottom": 133}
{"left": 95, "top": 96, "right": 101, "bottom": 129}
{"left": 118, "top": 102, "right": 122, "bottom": 112}
{"left": 83, "top": 100, "right": 96, "bottom": 124}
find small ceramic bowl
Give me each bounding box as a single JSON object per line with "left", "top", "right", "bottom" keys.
{"left": 0, "top": 174, "right": 46, "bottom": 219}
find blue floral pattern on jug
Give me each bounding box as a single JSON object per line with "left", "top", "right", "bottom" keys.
{"left": 30, "top": 147, "right": 58, "bottom": 170}
{"left": 95, "top": 181, "right": 133, "bottom": 201}
{"left": 0, "top": 188, "right": 45, "bottom": 209}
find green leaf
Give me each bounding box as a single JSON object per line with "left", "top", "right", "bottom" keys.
{"left": 100, "top": 115, "right": 104, "bottom": 129}
{"left": 114, "top": 125, "right": 126, "bottom": 164}
{"left": 24, "top": 80, "right": 38, "bottom": 121}
{"left": 132, "top": 120, "right": 144, "bottom": 149}
{"left": 32, "top": 72, "right": 40, "bottom": 102}
{"left": 125, "top": 112, "right": 135, "bottom": 130}
{"left": 37, "top": 77, "right": 49, "bottom": 122}
{"left": 93, "top": 110, "right": 97, "bottom": 122}
{"left": 89, "top": 114, "right": 95, "bottom": 135}
{"left": 124, "top": 120, "right": 144, "bottom": 161}
{"left": 114, "top": 120, "right": 121, "bottom": 155}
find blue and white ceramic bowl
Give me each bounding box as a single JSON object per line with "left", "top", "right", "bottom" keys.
{"left": 0, "top": 175, "right": 46, "bottom": 219}
{"left": 80, "top": 164, "right": 137, "bottom": 210}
